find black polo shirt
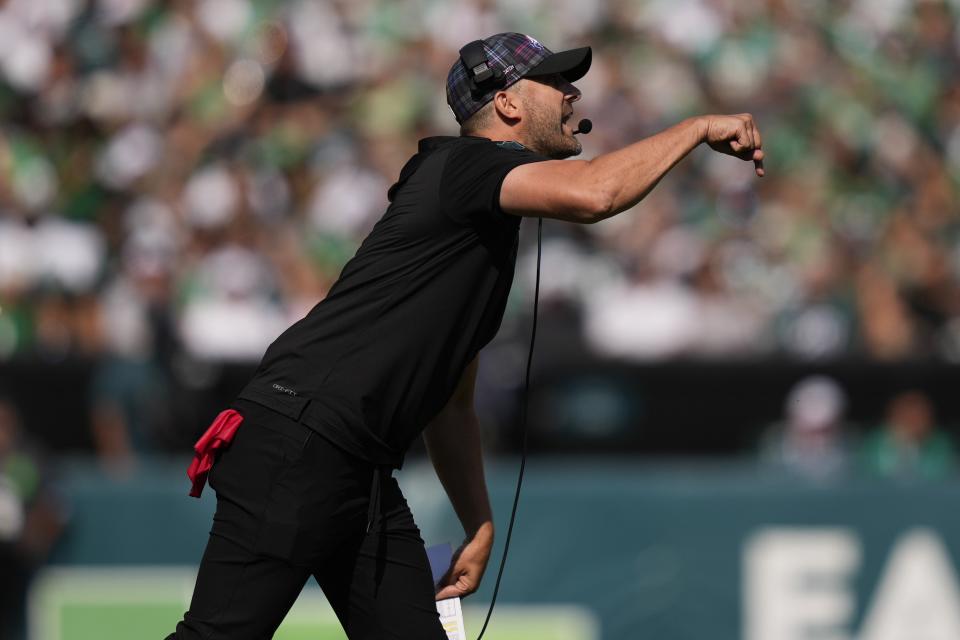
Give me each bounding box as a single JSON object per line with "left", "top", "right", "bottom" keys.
{"left": 236, "top": 135, "right": 549, "bottom": 466}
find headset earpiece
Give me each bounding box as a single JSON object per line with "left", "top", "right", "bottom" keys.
{"left": 459, "top": 40, "right": 505, "bottom": 96}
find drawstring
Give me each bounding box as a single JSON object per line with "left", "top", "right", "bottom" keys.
{"left": 366, "top": 465, "right": 389, "bottom": 533}
{"left": 367, "top": 464, "right": 392, "bottom": 593}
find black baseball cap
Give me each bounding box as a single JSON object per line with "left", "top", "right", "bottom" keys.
{"left": 446, "top": 33, "right": 592, "bottom": 124}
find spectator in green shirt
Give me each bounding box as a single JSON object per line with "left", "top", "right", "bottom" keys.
{"left": 860, "top": 390, "right": 955, "bottom": 480}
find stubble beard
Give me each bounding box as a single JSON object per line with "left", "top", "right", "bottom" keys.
{"left": 525, "top": 101, "right": 582, "bottom": 160}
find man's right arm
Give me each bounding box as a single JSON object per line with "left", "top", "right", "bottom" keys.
{"left": 500, "top": 114, "right": 764, "bottom": 224}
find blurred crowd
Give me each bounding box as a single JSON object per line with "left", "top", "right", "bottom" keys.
{"left": 3, "top": 2, "right": 960, "bottom": 632}
{"left": 2, "top": 0, "right": 960, "bottom": 454}
{"left": 1, "top": 0, "right": 960, "bottom": 370}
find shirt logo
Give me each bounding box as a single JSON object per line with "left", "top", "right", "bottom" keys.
{"left": 272, "top": 383, "right": 299, "bottom": 396}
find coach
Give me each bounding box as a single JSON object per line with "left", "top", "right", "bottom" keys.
{"left": 168, "top": 32, "right": 763, "bottom": 639}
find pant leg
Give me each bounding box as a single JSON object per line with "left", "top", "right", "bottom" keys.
{"left": 168, "top": 533, "right": 311, "bottom": 640}
{"left": 314, "top": 477, "right": 447, "bottom": 640}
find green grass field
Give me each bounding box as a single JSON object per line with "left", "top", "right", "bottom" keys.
{"left": 30, "top": 567, "right": 598, "bottom": 640}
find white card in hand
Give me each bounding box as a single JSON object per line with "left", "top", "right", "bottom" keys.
{"left": 436, "top": 596, "right": 467, "bottom": 640}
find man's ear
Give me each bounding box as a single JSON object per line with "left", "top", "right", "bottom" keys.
{"left": 492, "top": 87, "right": 522, "bottom": 124}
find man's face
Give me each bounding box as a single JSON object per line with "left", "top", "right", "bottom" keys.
{"left": 520, "top": 74, "right": 583, "bottom": 159}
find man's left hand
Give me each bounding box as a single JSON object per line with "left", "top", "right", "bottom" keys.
{"left": 435, "top": 524, "right": 494, "bottom": 600}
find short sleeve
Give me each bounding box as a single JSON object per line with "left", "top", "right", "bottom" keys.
{"left": 440, "top": 141, "right": 548, "bottom": 225}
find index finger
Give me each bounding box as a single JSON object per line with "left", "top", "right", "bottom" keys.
{"left": 753, "top": 148, "right": 765, "bottom": 177}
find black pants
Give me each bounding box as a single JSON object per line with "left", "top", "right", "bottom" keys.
{"left": 168, "top": 399, "right": 447, "bottom": 640}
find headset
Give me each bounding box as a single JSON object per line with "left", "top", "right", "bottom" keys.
{"left": 456, "top": 40, "right": 530, "bottom": 640}
{"left": 457, "top": 42, "right": 585, "bottom": 640}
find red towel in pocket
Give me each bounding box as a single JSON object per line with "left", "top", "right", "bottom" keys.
{"left": 187, "top": 409, "right": 243, "bottom": 497}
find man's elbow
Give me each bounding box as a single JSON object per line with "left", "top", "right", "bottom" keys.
{"left": 573, "top": 188, "right": 614, "bottom": 224}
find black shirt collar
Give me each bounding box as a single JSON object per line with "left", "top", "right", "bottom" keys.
{"left": 416, "top": 135, "right": 528, "bottom": 153}
{"left": 416, "top": 135, "right": 488, "bottom": 153}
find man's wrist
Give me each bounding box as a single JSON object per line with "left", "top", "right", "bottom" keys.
{"left": 689, "top": 116, "right": 709, "bottom": 144}
{"left": 466, "top": 520, "right": 494, "bottom": 544}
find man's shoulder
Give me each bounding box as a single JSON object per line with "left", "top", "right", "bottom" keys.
{"left": 389, "top": 135, "right": 546, "bottom": 204}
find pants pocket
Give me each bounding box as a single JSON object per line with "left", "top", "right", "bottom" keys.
{"left": 209, "top": 418, "right": 311, "bottom": 559}
{"left": 253, "top": 427, "right": 314, "bottom": 562}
